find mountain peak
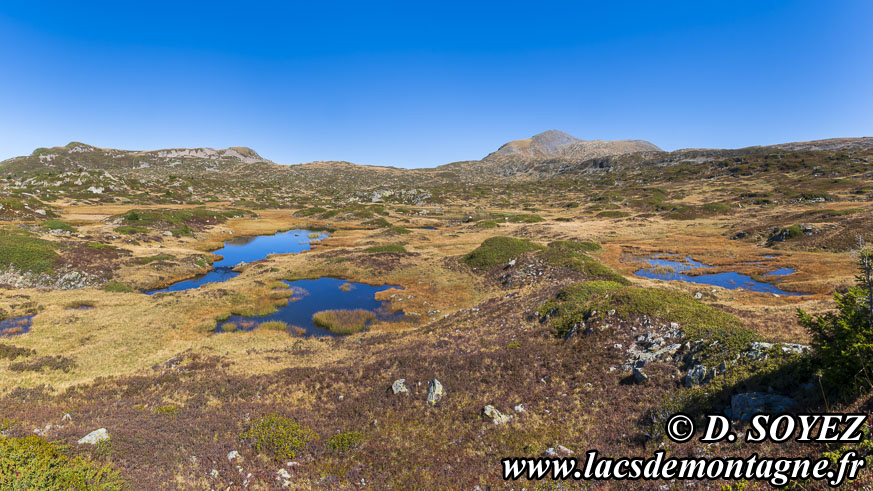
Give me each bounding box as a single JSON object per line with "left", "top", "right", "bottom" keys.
{"left": 488, "top": 130, "right": 661, "bottom": 160}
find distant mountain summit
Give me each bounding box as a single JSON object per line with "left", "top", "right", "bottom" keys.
{"left": 486, "top": 130, "right": 661, "bottom": 160}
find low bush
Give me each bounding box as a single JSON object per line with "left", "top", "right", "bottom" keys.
{"left": 507, "top": 214, "right": 544, "bottom": 223}
{"left": 474, "top": 220, "right": 499, "bottom": 228}
{"left": 365, "top": 244, "right": 407, "bottom": 254}
{"left": 0, "top": 343, "right": 35, "bottom": 360}
{"left": 0, "top": 229, "right": 60, "bottom": 274}
{"left": 103, "top": 282, "right": 134, "bottom": 293}
{"left": 312, "top": 309, "right": 376, "bottom": 334}
{"left": 41, "top": 219, "right": 75, "bottom": 232}
{"left": 9, "top": 355, "right": 76, "bottom": 373}
{"left": 326, "top": 431, "right": 366, "bottom": 453}
{"left": 135, "top": 253, "right": 175, "bottom": 264}
{"left": 537, "top": 242, "right": 628, "bottom": 284}
{"left": 241, "top": 414, "right": 318, "bottom": 460}
{"left": 597, "top": 210, "right": 630, "bottom": 218}
{"left": 0, "top": 435, "right": 124, "bottom": 489}
{"left": 462, "top": 236, "right": 542, "bottom": 269}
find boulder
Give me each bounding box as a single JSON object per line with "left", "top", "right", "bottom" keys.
{"left": 632, "top": 367, "right": 648, "bottom": 385}
{"left": 683, "top": 364, "right": 707, "bottom": 387}
{"left": 483, "top": 405, "right": 512, "bottom": 425}
{"left": 78, "top": 428, "right": 110, "bottom": 445}
{"left": 426, "top": 379, "right": 444, "bottom": 406}
{"left": 391, "top": 379, "right": 408, "bottom": 395}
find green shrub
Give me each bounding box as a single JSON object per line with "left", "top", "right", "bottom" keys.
{"left": 135, "top": 253, "right": 174, "bottom": 264}
{"left": 364, "top": 217, "right": 391, "bottom": 228}
{"left": 507, "top": 214, "right": 544, "bottom": 223}
{"left": 115, "top": 225, "right": 147, "bottom": 235}
{"left": 241, "top": 414, "right": 318, "bottom": 460}
{"left": 41, "top": 220, "right": 75, "bottom": 232}
{"left": 537, "top": 242, "right": 628, "bottom": 284}
{"left": 312, "top": 309, "right": 376, "bottom": 335}
{"left": 154, "top": 405, "right": 179, "bottom": 416}
{"left": 86, "top": 242, "right": 114, "bottom": 250}
{"left": 0, "top": 229, "right": 60, "bottom": 274}
{"left": 365, "top": 244, "right": 407, "bottom": 254}
{"left": 799, "top": 247, "right": 873, "bottom": 394}
{"left": 103, "top": 282, "right": 134, "bottom": 293}
{"left": 462, "top": 236, "right": 542, "bottom": 269}
{"left": 385, "top": 226, "right": 411, "bottom": 235}
{"left": 0, "top": 435, "right": 124, "bottom": 489}
{"left": 547, "top": 240, "right": 601, "bottom": 252}
{"left": 326, "top": 431, "right": 366, "bottom": 453}
{"left": 597, "top": 210, "right": 630, "bottom": 218}
{"left": 474, "top": 220, "right": 499, "bottom": 228}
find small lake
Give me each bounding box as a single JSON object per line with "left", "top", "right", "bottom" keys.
{"left": 147, "top": 229, "right": 328, "bottom": 294}
{"left": 634, "top": 256, "right": 808, "bottom": 296}
{"left": 0, "top": 316, "right": 33, "bottom": 336}
{"left": 218, "top": 278, "right": 402, "bottom": 336}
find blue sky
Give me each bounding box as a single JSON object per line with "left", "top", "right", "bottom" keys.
{"left": 0, "top": 1, "right": 870, "bottom": 168}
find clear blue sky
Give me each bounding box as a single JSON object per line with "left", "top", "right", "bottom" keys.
{"left": 1, "top": 1, "right": 870, "bottom": 168}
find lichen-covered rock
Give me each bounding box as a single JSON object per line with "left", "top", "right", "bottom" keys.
{"left": 483, "top": 405, "right": 511, "bottom": 425}
{"left": 78, "top": 427, "right": 110, "bottom": 445}
{"left": 426, "top": 379, "right": 444, "bottom": 406}
{"left": 391, "top": 379, "right": 408, "bottom": 395}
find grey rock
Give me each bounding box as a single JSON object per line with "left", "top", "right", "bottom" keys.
{"left": 391, "top": 379, "right": 408, "bottom": 395}
{"left": 78, "top": 428, "right": 110, "bottom": 445}
{"left": 426, "top": 379, "right": 444, "bottom": 406}
{"left": 633, "top": 367, "right": 648, "bottom": 384}
{"left": 683, "top": 364, "right": 707, "bottom": 387}
{"left": 483, "top": 405, "right": 512, "bottom": 425}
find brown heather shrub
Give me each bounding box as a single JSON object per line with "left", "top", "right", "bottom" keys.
{"left": 312, "top": 309, "right": 376, "bottom": 335}
{"left": 9, "top": 355, "right": 76, "bottom": 373}
{"left": 0, "top": 343, "right": 35, "bottom": 360}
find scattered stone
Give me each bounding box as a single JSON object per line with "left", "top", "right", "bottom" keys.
{"left": 683, "top": 364, "right": 707, "bottom": 387}
{"left": 391, "top": 379, "right": 408, "bottom": 395}
{"left": 544, "top": 445, "right": 574, "bottom": 457}
{"left": 61, "top": 413, "right": 72, "bottom": 422}
{"left": 632, "top": 367, "right": 648, "bottom": 385}
{"left": 426, "top": 379, "right": 444, "bottom": 406}
{"left": 513, "top": 403, "right": 526, "bottom": 413}
{"left": 693, "top": 292, "right": 703, "bottom": 299}
{"left": 483, "top": 405, "right": 512, "bottom": 425}
{"left": 78, "top": 428, "right": 110, "bottom": 445}
{"left": 276, "top": 468, "right": 292, "bottom": 488}
{"left": 227, "top": 450, "right": 242, "bottom": 462}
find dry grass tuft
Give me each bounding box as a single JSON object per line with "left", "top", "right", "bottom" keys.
{"left": 312, "top": 309, "right": 376, "bottom": 335}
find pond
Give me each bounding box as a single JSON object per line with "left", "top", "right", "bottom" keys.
{"left": 0, "top": 316, "right": 33, "bottom": 336}
{"left": 218, "top": 278, "right": 403, "bottom": 336}
{"left": 146, "top": 229, "right": 328, "bottom": 294}
{"left": 634, "top": 255, "right": 808, "bottom": 296}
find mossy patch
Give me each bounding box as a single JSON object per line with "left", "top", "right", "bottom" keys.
{"left": 462, "top": 236, "right": 543, "bottom": 269}
{"left": 0, "top": 229, "right": 60, "bottom": 274}
{"left": 365, "top": 244, "right": 407, "bottom": 254}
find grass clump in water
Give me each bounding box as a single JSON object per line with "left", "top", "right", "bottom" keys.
{"left": 462, "top": 236, "right": 543, "bottom": 269}
{"left": 241, "top": 414, "right": 318, "bottom": 461}
{"left": 312, "top": 309, "right": 376, "bottom": 335}
{"left": 260, "top": 320, "right": 290, "bottom": 331}
{"left": 0, "top": 435, "right": 124, "bottom": 489}
{"left": 365, "top": 244, "right": 407, "bottom": 254}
